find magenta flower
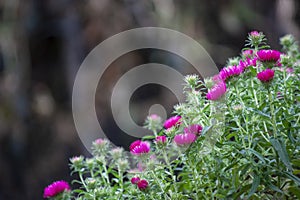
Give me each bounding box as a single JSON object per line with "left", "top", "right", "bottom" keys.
{"left": 250, "top": 31, "right": 260, "bottom": 37}
{"left": 239, "top": 58, "right": 257, "bottom": 69}
{"left": 155, "top": 135, "right": 167, "bottom": 144}
{"left": 130, "top": 140, "right": 150, "bottom": 155}
{"left": 184, "top": 124, "right": 203, "bottom": 136}
{"left": 257, "top": 50, "right": 281, "bottom": 63}
{"left": 131, "top": 177, "right": 141, "bottom": 184}
{"left": 174, "top": 133, "right": 197, "bottom": 146}
{"left": 206, "top": 81, "right": 227, "bottom": 101}
{"left": 257, "top": 69, "right": 275, "bottom": 82}
{"left": 218, "top": 65, "right": 244, "bottom": 81}
{"left": 137, "top": 179, "right": 149, "bottom": 190}
{"left": 43, "top": 180, "right": 71, "bottom": 198}
{"left": 242, "top": 49, "right": 254, "bottom": 58}
{"left": 164, "top": 116, "right": 181, "bottom": 129}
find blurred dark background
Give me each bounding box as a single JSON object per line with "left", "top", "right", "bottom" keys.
{"left": 0, "top": 0, "right": 299, "bottom": 199}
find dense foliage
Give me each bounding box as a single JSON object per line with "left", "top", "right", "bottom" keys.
{"left": 44, "top": 32, "right": 300, "bottom": 199}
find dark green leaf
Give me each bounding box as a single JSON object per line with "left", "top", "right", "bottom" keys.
{"left": 288, "top": 186, "right": 300, "bottom": 199}
{"left": 284, "top": 171, "right": 300, "bottom": 185}
{"left": 270, "top": 138, "right": 293, "bottom": 171}
{"left": 266, "top": 182, "right": 284, "bottom": 194}
{"left": 248, "top": 174, "right": 260, "bottom": 198}
{"left": 247, "top": 148, "right": 266, "bottom": 164}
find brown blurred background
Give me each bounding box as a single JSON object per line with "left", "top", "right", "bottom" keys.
{"left": 0, "top": 0, "right": 299, "bottom": 199}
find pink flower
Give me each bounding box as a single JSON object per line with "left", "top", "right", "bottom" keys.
{"left": 184, "top": 124, "right": 203, "bottom": 136}
{"left": 257, "top": 69, "right": 275, "bottom": 82}
{"left": 174, "top": 133, "right": 197, "bottom": 146}
{"left": 242, "top": 49, "right": 254, "bottom": 58}
{"left": 130, "top": 140, "right": 150, "bottom": 155}
{"left": 257, "top": 50, "right": 281, "bottom": 62}
{"left": 137, "top": 179, "right": 149, "bottom": 190}
{"left": 206, "top": 81, "right": 227, "bottom": 101}
{"left": 164, "top": 116, "right": 181, "bottom": 129}
{"left": 218, "top": 65, "right": 244, "bottom": 81}
{"left": 155, "top": 135, "right": 167, "bottom": 144}
{"left": 131, "top": 177, "right": 140, "bottom": 184}
{"left": 149, "top": 114, "right": 160, "bottom": 120}
{"left": 43, "top": 180, "right": 71, "bottom": 198}
{"left": 250, "top": 31, "right": 260, "bottom": 37}
{"left": 239, "top": 58, "right": 257, "bottom": 69}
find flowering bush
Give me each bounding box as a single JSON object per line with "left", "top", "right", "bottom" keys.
{"left": 44, "top": 32, "right": 300, "bottom": 199}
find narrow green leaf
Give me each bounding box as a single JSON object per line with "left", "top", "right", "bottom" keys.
{"left": 247, "top": 148, "right": 266, "bottom": 164}
{"left": 248, "top": 174, "right": 260, "bottom": 198}
{"left": 284, "top": 171, "right": 300, "bottom": 185}
{"left": 266, "top": 182, "right": 284, "bottom": 194}
{"left": 270, "top": 138, "right": 293, "bottom": 171}
{"left": 142, "top": 135, "right": 156, "bottom": 140}
{"left": 201, "top": 125, "right": 212, "bottom": 136}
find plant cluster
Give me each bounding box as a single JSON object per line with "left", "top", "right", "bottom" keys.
{"left": 44, "top": 31, "right": 300, "bottom": 199}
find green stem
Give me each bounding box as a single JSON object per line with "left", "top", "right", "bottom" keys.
{"left": 251, "top": 79, "right": 259, "bottom": 107}
{"left": 79, "top": 172, "right": 88, "bottom": 191}
{"left": 151, "top": 171, "right": 170, "bottom": 199}
{"left": 267, "top": 88, "right": 277, "bottom": 137}
{"left": 162, "top": 150, "right": 178, "bottom": 193}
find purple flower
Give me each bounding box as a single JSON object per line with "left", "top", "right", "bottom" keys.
{"left": 184, "top": 124, "right": 203, "bottom": 136}
{"left": 155, "top": 135, "right": 167, "bottom": 144}
{"left": 218, "top": 65, "right": 244, "bottom": 81}
{"left": 164, "top": 116, "right": 182, "bottom": 129}
{"left": 250, "top": 31, "right": 260, "bottom": 37}
{"left": 43, "top": 180, "right": 70, "bottom": 198}
{"left": 257, "top": 69, "right": 275, "bottom": 82}
{"left": 130, "top": 140, "right": 150, "bottom": 156}
{"left": 131, "top": 177, "right": 141, "bottom": 184}
{"left": 174, "top": 133, "right": 197, "bottom": 146}
{"left": 206, "top": 81, "right": 227, "bottom": 101}
{"left": 242, "top": 49, "right": 254, "bottom": 58}
{"left": 137, "top": 179, "right": 149, "bottom": 190}
{"left": 239, "top": 58, "right": 257, "bottom": 69}
{"left": 257, "top": 50, "right": 281, "bottom": 63}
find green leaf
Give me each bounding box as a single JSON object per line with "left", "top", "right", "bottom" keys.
{"left": 246, "top": 107, "right": 271, "bottom": 119}
{"left": 288, "top": 186, "right": 300, "bottom": 199}
{"left": 231, "top": 184, "right": 251, "bottom": 199}
{"left": 247, "top": 148, "right": 266, "bottom": 164}
{"left": 248, "top": 174, "right": 260, "bottom": 198}
{"left": 201, "top": 125, "right": 213, "bottom": 136}
{"left": 284, "top": 171, "right": 300, "bottom": 185}
{"left": 266, "top": 182, "right": 284, "bottom": 194}
{"left": 142, "top": 135, "right": 156, "bottom": 140}
{"left": 270, "top": 137, "right": 293, "bottom": 171}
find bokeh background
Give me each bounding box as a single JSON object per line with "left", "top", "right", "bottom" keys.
{"left": 0, "top": 0, "right": 299, "bottom": 199}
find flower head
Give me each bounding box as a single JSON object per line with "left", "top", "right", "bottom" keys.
{"left": 130, "top": 140, "right": 150, "bottom": 155}
{"left": 250, "top": 31, "right": 260, "bottom": 37}
{"left": 257, "top": 50, "right": 281, "bottom": 63}
{"left": 206, "top": 81, "right": 227, "bottom": 101}
{"left": 242, "top": 49, "right": 254, "bottom": 58}
{"left": 174, "top": 133, "right": 197, "bottom": 146}
{"left": 137, "top": 179, "right": 149, "bottom": 190}
{"left": 131, "top": 177, "right": 141, "bottom": 184}
{"left": 155, "top": 135, "right": 167, "bottom": 144}
{"left": 164, "top": 116, "right": 181, "bottom": 129}
{"left": 257, "top": 69, "right": 275, "bottom": 82}
{"left": 92, "top": 138, "right": 109, "bottom": 152}
{"left": 239, "top": 58, "right": 257, "bottom": 69}
{"left": 43, "top": 180, "right": 71, "bottom": 198}
{"left": 144, "top": 114, "right": 163, "bottom": 131}
{"left": 218, "top": 65, "right": 244, "bottom": 81}
{"left": 184, "top": 124, "right": 203, "bottom": 136}
{"left": 248, "top": 31, "right": 265, "bottom": 47}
